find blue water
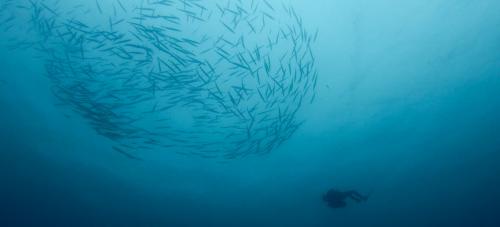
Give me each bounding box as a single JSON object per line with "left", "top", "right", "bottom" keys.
{"left": 1, "top": 0, "right": 500, "bottom": 226}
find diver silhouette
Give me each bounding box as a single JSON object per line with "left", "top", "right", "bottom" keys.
{"left": 322, "top": 188, "right": 369, "bottom": 208}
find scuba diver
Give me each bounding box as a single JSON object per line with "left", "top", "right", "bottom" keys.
{"left": 322, "top": 188, "right": 369, "bottom": 208}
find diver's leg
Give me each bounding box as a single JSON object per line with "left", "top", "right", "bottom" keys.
{"left": 349, "top": 195, "right": 362, "bottom": 202}
{"left": 347, "top": 191, "right": 367, "bottom": 202}
{"left": 343, "top": 191, "right": 360, "bottom": 202}
{"left": 351, "top": 191, "right": 368, "bottom": 201}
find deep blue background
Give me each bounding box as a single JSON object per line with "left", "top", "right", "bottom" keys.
{"left": 1, "top": 0, "right": 500, "bottom": 226}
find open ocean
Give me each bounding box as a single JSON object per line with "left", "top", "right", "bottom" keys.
{"left": 1, "top": 0, "right": 499, "bottom": 226}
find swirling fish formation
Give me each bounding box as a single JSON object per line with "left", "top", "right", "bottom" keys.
{"left": 1, "top": 0, "right": 318, "bottom": 159}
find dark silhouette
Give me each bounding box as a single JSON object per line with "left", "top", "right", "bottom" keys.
{"left": 323, "top": 188, "right": 369, "bottom": 208}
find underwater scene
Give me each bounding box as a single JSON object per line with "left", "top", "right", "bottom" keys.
{"left": 1, "top": 0, "right": 499, "bottom": 226}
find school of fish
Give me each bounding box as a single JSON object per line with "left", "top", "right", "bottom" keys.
{"left": 0, "top": 0, "right": 319, "bottom": 159}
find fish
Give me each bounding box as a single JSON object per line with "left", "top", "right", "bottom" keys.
{"left": 113, "top": 146, "right": 143, "bottom": 161}
{"left": 3, "top": 0, "right": 319, "bottom": 159}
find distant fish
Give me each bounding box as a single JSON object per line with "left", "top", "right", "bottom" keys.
{"left": 5, "top": 0, "right": 319, "bottom": 159}
{"left": 113, "top": 146, "right": 143, "bottom": 161}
